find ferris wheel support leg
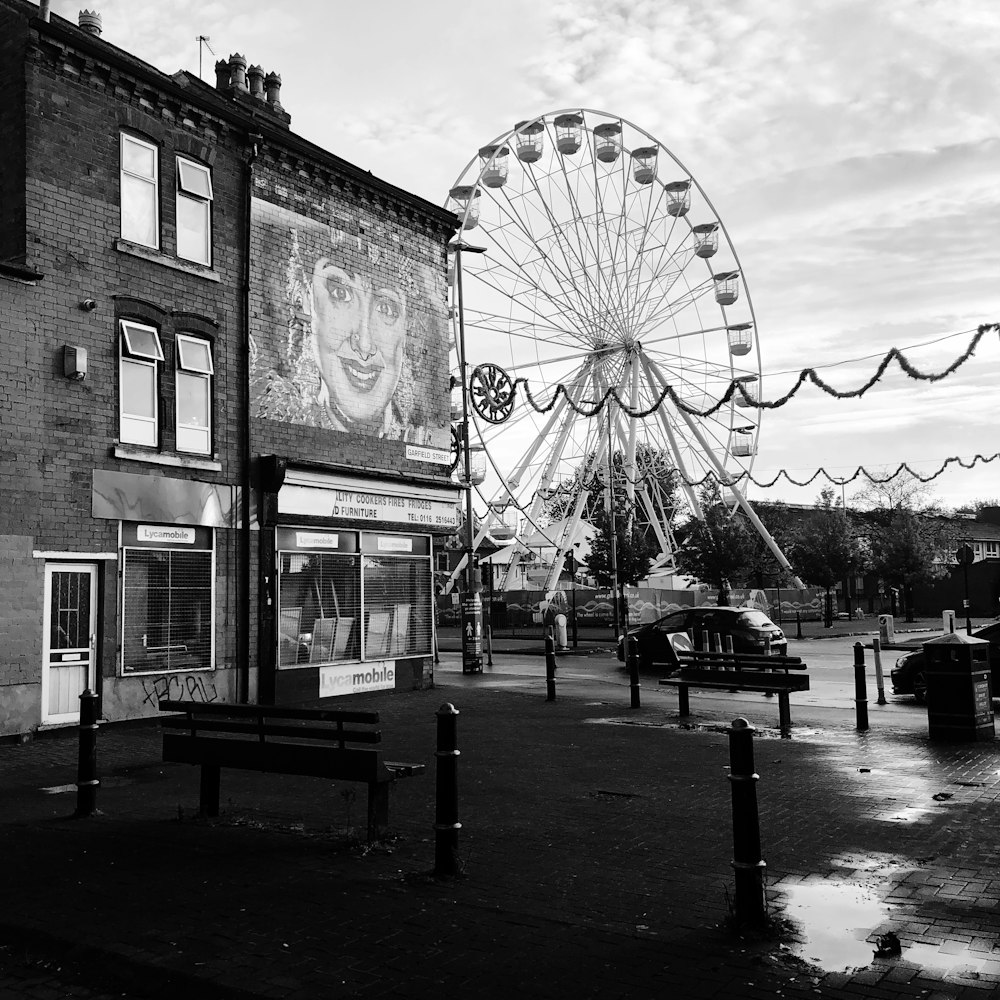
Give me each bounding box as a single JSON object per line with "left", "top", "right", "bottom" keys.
{"left": 639, "top": 353, "right": 704, "bottom": 519}
{"left": 673, "top": 406, "right": 798, "bottom": 581}
{"left": 604, "top": 409, "right": 674, "bottom": 563}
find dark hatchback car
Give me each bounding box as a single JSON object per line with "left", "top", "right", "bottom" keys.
{"left": 891, "top": 621, "right": 1000, "bottom": 703}
{"left": 617, "top": 605, "right": 787, "bottom": 670}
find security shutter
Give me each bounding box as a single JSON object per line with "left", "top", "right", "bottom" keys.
{"left": 362, "top": 554, "right": 433, "bottom": 659}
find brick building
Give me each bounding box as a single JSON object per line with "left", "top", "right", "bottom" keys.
{"left": 0, "top": 0, "right": 459, "bottom": 739}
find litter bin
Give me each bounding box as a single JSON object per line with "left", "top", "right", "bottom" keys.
{"left": 923, "top": 631, "right": 994, "bottom": 742}
{"left": 878, "top": 615, "right": 895, "bottom": 644}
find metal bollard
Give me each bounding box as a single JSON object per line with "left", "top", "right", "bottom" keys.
{"left": 545, "top": 631, "right": 556, "bottom": 702}
{"left": 727, "top": 717, "right": 767, "bottom": 924}
{"left": 795, "top": 611, "right": 803, "bottom": 640}
{"left": 854, "top": 642, "right": 869, "bottom": 731}
{"left": 872, "top": 636, "right": 887, "bottom": 705}
{"left": 626, "top": 635, "right": 641, "bottom": 709}
{"left": 75, "top": 688, "right": 100, "bottom": 818}
{"left": 434, "top": 703, "right": 462, "bottom": 877}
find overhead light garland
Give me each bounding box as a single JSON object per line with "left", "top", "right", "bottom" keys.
{"left": 510, "top": 323, "right": 998, "bottom": 418}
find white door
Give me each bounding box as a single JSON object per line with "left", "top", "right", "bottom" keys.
{"left": 41, "top": 563, "right": 98, "bottom": 725}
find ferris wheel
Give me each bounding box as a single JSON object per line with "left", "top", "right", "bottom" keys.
{"left": 444, "top": 109, "right": 792, "bottom": 592}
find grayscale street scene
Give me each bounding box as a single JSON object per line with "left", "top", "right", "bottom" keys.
{"left": 1, "top": 0, "right": 998, "bottom": 997}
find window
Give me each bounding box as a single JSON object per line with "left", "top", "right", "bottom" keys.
{"left": 176, "top": 157, "right": 213, "bottom": 265}
{"left": 275, "top": 530, "right": 433, "bottom": 674}
{"left": 119, "top": 320, "right": 163, "bottom": 447}
{"left": 987, "top": 541, "right": 999, "bottom": 558}
{"left": 120, "top": 134, "right": 159, "bottom": 248}
{"left": 175, "top": 334, "right": 214, "bottom": 454}
{"left": 121, "top": 524, "right": 214, "bottom": 673}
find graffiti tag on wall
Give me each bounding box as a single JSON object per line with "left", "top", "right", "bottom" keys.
{"left": 140, "top": 674, "right": 219, "bottom": 707}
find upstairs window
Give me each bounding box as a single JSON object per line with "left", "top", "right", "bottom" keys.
{"left": 119, "top": 320, "right": 163, "bottom": 447}
{"left": 175, "top": 334, "right": 214, "bottom": 454}
{"left": 120, "top": 134, "right": 159, "bottom": 249}
{"left": 176, "top": 157, "right": 213, "bottom": 265}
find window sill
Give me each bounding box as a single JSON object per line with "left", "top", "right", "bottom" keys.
{"left": 113, "top": 445, "right": 222, "bottom": 472}
{"left": 115, "top": 240, "right": 220, "bottom": 282}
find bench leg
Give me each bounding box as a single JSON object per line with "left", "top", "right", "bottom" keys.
{"left": 367, "top": 782, "right": 389, "bottom": 842}
{"left": 199, "top": 764, "right": 220, "bottom": 817}
{"left": 677, "top": 685, "right": 690, "bottom": 717}
{"left": 778, "top": 692, "right": 791, "bottom": 731}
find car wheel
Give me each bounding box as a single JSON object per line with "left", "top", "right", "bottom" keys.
{"left": 913, "top": 671, "right": 927, "bottom": 704}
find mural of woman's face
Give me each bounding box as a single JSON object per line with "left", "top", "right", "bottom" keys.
{"left": 312, "top": 257, "right": 407, "bottom": 427}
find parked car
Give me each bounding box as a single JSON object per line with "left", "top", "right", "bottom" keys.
{"left": 617, "top": 606, "right": 787, "bottom": 670}
{"left": 891, "top": 622, "right": 1000, "bottom": 703}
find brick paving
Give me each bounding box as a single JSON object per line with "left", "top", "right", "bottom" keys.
{"left": 1, "top": 653, "right": 999, "bottom": 998}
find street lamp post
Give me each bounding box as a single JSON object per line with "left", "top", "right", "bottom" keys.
{"left": 451, "top": 239, "right": 487, "bottom": 673}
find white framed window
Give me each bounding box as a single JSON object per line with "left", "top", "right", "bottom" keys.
{"left": 119, "top": 320, "right": 163, "bottom": 447}
{"left": 986, "top": 541, "right": 999, "bottom": 558}
{"left": 121, "top": 523, "right": 215, "bottom": 673}
{"left": 120, "top": 134, "right": 159, "bottom": 248}
{"left": 175, "top": 334, "right": 214, "bottom": 455}
{"left": 176, "top": 157, "right": 213, "bottom": 265}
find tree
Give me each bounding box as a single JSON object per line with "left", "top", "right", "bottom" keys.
{"left": 867, "top": 509, "right": 952, "bottom": 622}
{"left": 851, "top": 472, "right": 953, "bottom": 621}
{"left": 673, "top": 482, "right": 756, "bottom": 606}
{"left": 788, "top": 488, "right": 862, "bottom": 626}
{"left": 585, "top": 497, "right": 659, "bottom": 588}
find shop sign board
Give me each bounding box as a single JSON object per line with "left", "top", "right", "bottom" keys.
{"left": 280, "top": 484, "right": 459, "bottom": 529}
{"left": 319, "top": 661, "right": 395, "bottom": 697}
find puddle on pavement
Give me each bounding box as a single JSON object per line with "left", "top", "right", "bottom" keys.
{"left": 781, "top": 881, "right": 890, "bottom": 972}
{"left": 902, "top": 941, "right": 988, "bottom": 974}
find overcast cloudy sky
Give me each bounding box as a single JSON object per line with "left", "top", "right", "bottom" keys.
{"left": 52, "top": 0, "right": 1000, "bottom": 511}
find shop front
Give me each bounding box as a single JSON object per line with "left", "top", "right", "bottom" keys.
{"left": 263, "top": 466, "right": 460, "bottom": 703}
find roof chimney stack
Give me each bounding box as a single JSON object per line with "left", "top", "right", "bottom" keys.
{"left": 78, "top": 9, "right": 102, "bottom": 36}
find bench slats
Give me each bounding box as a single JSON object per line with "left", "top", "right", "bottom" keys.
{"left": 675, "top": 650, "right": 805, "bottom": 670}
{"left": 163, "top": 733, "right": 388, "bottom": 781}
{"left": 158, "top": 700, "right": 379, "bottom": 724}
{"left": 160, "top": 717, "right": 382, "bottom": 744}
{"left": 662, "top": 672, "right": 809, "bottom": 692}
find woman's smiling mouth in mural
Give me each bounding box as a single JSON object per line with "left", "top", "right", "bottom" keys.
{"left": 339, "top": 355, "right": 384, "bottom": 393}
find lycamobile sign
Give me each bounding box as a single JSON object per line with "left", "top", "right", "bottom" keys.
{"left": 319, "top": 661, "right": 394, "bottom": 697}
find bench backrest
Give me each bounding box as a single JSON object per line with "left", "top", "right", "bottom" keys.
{"left": 158, "top": 700, "right": 382, "bottom": 749}
{"left": 675, "top": 649, "right": 806, "bottom": 672}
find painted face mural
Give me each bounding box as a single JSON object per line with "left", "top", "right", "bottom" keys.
{"left": 249, "top": 199, "right": 449, "bottom": 448}
{"left": 311, "top": 257, "right": 407, "bottom": 429}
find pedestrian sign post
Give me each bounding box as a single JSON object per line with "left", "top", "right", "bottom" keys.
{"left": 462, "top": 593, "right": 483, "bottom": 674}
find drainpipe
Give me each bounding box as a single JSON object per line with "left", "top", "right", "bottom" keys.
{"left": 239, "top": 133, "right": 262, "bottom": 702}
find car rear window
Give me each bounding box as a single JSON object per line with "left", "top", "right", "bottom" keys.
{"left": 738, "top": 610, "right": 775, "bottom": 627}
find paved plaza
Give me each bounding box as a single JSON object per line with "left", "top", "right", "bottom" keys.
{"left": 1, "top": 642, "right": 999, "bottom": 999}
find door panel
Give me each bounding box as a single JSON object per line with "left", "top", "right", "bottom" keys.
{"left": 42, "top": 564, "right": 98, "bottom": 725}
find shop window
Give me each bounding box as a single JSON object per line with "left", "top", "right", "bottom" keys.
{"left": 121, "top": 526, "right": 214, "bottom": 673}
{"left": 119, "top": 319, "right": 163, "bottom": 447}
{"left": 120, "top": 133, "right": 159, "bottom": 248}
{"left": 362, "top": 553, "right": 433, "bottom": 659}
{"left": 278, "top": 551, "right": 361, "bottom": 667}
{"left": 175, "top": 334, "right": 214, "bottom": 454}
{"left": 176, "top": 157, "right": 213, "bottom": 265}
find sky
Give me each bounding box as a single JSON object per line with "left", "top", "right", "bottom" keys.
{"left": 48, "top": 0, "right": 1000, "bottom": 513}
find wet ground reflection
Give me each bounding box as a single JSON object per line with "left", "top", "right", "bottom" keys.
{"left": 781, "top": 880, "right": 890, "bottom": 972}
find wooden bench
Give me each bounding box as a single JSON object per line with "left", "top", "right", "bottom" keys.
{"left": 658, "top": 649, "right": 810, "bottom": 729}
{"left": 158, "top": 700, "right": 425, "bottom": 841}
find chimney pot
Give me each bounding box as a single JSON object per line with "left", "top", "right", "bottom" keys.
{"left": 247, "top": 64, "right": 265, "bottom": 99}
{"left": 228, "top": 53, "right": 248, "bottom": 93}
{"left": 215, "top": 58, "right": 230, "bottom": 91}
{"left": 264, "top": 71, "right": 283, "bottom": 110}
{"left": 78, "top": 9, "right": 102, "bottom": 36}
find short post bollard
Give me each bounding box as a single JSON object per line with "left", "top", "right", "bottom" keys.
{"left": 434, "top": 703, "right": 462, "bottom": 878}
{"left": 854, "top": 642, "right": 869, "bottom": 732}
{"left": 545, "top": 631, "right": 556, "bottom": 702}
{"left": 626, "top": 635, "right": 641, "bottom": 709}
{"left": 795, "top": 611, "right": 803, "bottom": 640}
{"left": 727, "top": 717, "right": 766, "bottom": 924}
{"left": 872, "top": 636, "right": 887, "bottom": 705}
{"left": 76, "top": 689, "right": 100, "bottom": 818}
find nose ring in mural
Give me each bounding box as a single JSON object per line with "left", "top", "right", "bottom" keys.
{"left": 469, "top": 364, "right": 515, "bottom": 424}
